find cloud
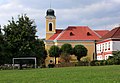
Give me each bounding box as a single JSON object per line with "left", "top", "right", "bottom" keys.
{"left": 0, "top": 0, "right": 120, "bottom": 38}
{"left": 55, "top": 0, "right": 120, "bottom": 30}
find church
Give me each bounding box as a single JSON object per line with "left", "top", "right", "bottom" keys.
{"left": 44, "top": 8, "right": 109, "bottom": 65}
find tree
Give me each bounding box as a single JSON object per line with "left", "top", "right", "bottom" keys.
{"left": 3, "top": 14, "right": 47, "bottom": 66}
{"left": 107, "top": 51, "right": 120, "bottom": 65}
{"left": 3, "top": 15, "right": 36, "bottom": 58}
{"left": 0, "top": 26, "right": 3, "bottom": 55}
{"left": 49, "top": 45, "right": 61, "bottom": 64}
{"left": 0, "top": 26, "right": 5, "bottom": 65}
{"left": 34, "top": 39, "right": 47, "bottom": 66}
{"left": 61, "top": 43, "right": 73, "bottom": 62}
{"left": 73, "top": 45, "right": 88, "bottom": 62}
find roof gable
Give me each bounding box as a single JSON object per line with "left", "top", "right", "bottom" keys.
{"left": 102, "top": 27, "right": 120, "bottom": 39}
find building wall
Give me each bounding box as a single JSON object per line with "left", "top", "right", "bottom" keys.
{"left": 113, "top": 41, "right": 120, "bottom": 51}
{"left": 97, "top": 40, "right": 113, "bottom": 60}
{"left": 45, "top": 40, "right": 96, "bottom": 66}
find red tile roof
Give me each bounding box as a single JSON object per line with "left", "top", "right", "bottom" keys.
{"left": 102, "top": 27, "right": 120, "bottom": 39}
{"left": 48, "top": 29, "right": 63, "bottom": 40}
{"left": 94, "top": 30, "right": 109, "bottom": 37}
{"left": 54, "top": 26, "right": 100, "bottom": 40}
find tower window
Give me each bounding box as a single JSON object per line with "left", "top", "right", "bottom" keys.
{"left": 49, "top": 23, "right": 52, "bottom": 31}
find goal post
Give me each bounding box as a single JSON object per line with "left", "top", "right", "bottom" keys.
{"left": 12, "top": 57, "right": 37, "bottom": 69}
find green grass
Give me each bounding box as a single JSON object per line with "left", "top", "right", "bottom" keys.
{"left": 0, "top": 65, "right": 120, "bottom": 83}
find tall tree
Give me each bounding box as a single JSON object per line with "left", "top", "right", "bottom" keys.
{"left": 61, "top": 43, "right": 73, "bottom": 62}
{"left": 73, "top": 45, "right": 88, "bottom": 62}
{"left": 49, "top": 45, "right": 61, "bottom": 64}
{"left": 0, "top": 26, "right": 3, "bottom": 55}
{"left": 3, "top": 14, "right": 46, "bottom": 65}
{"left": 0, "top": 26, "right": 5, "bottom": 65}
{"left": 3, "top": 15, "right": 36, "bottom": 58}
{"left": 34, "top": 39, "right": 47, "bottom": 65}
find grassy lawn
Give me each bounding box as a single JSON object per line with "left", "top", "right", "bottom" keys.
{"left": 0, "top": 65, "right": 120, "bottom": 83}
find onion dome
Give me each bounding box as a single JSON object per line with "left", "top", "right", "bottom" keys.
{"left": 46, "top": 9, "right": 55, "bottom": 16}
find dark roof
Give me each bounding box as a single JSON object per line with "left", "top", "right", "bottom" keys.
{"left": 46, "top": 9, "right": 55, "bottom": 16}
{"left": 102, "top": 27, "right": 120, "bottom": 39}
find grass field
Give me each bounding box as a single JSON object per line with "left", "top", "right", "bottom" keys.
{"left": 0, "top": 65, "right": 120, "bottom": 83}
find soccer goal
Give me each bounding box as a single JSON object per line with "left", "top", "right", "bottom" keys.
{"left": 12, "top": 57, "right": 37, "bottom": 69}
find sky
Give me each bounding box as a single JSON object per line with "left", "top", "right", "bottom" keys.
{"left": 0, "top": 0, "right": 120, "bottom": 38}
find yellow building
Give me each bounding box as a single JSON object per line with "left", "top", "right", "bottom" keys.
{"left": 44, "top": 9, "right": 108, "bottom": 66}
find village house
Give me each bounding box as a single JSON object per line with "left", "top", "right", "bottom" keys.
{"left": 97, "top": 27, "right": 120, "bottom": 60}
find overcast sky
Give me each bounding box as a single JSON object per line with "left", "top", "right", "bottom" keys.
{"left": 0, "top": 0, "right": 120, "bottom": 38}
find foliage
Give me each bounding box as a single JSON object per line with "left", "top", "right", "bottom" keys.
{"left": 107, "top": 51, "right": 120, "bottom": 65}
{"left": 61, "top": 43, "right": 73, "bottom": 62}
{"left": 0, "top": 27, "right": 5, "bottom": 65}
{"left": 73, "top": 45, "right": 88, "bottom": 61}
{"left": 33, "top": 39, "right": 47, "bottom": 65}
{"left": 3, "top": 15, "right": 36, "bottom": 58}
{"left": 60, "top": 52, "right": 71, "bottom": 63}
{"left": 81, "top": 57, "right": 91, "bottom": 62}
{"left": 2, "top": 14, "right": 47, "bottom": 65}
{"left": 61, "top": 43, "right": 73, "bottom": 55}
{"left": 90, "top": 60, "right": 98, "bottom": 66}
{"left": 0, "top": 27, "right": 10, "bottom": 64}
{"left": 49, "top": 45, "right": 61, "bottom": 64}
{"left": 90, "top": 60, "right": 108, "bottom": 66}
{"left": 48, "top": 64, "right": 55, "bottom": 68}
{"left": 75, "top": 61, "right": 89, "bottom": 66}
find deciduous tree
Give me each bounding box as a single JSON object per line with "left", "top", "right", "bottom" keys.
{"left": 61, "top": 43, "right": 73, "bottom": 62}
{"left": 73, "top": 45, "right": 88, "bottom": 62}
{"left": 49, "top": 45, "right": 61, "bottom": 64}
{"left": 3, "top": 14, "right": 47, "bottom": 65}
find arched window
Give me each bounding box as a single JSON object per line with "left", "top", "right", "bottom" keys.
{"left": 49, "top": 23, "right": 52, "bottom": 31}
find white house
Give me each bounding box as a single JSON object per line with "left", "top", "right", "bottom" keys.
{"left": 97, "top": 27, "right": 120, "bottom": 60}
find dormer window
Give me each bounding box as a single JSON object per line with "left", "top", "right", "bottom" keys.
{"left": 49, "top": 23, "right": 52, "bottom": 31}
{"left": 87, "top": 32, "right": 91, "bottom": 36}
{"left": 70, "top": 32, "right": 74, "bottom": 36}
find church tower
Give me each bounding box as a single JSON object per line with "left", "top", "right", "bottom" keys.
{"left": 45, "top": 9, "right": 56, "bottom": 40}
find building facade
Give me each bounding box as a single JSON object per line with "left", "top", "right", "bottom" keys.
{"left": 97, "top": 27, "right": 120, "bottom": 60}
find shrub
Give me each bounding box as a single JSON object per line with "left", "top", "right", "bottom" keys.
{"left": 90, "top": 60, "right": 98, "bottom": 66}
{"left": 48, "top": 64, "right": 55, "bottom": 68}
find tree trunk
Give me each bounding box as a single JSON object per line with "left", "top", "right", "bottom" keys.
{"left": 55, "top": 57, "right": 56, "bottom": 64}
{"left": 77, "top": 57, "right": 80, "bottom": 62}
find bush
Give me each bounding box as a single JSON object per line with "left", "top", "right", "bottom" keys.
{"left": 75, "top": 61, "right": 89, "bottom": 66}
{"left": 48, "top": 64, "right": 55, "bottom": 68}
{"left": 90, "top": 60, "right": 98, "bottom": 66}
{"left": 95, "top": 61, "right": 100, "bottom": 66}
{"left": 0, "top": 64, "right": 13, "bottom": 70}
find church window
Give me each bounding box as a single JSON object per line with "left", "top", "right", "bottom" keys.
{"left": 49, "top": 23, "right": 52, "bottom": 31}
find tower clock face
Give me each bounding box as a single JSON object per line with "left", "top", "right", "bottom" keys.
{"left": 49, "top": 17, "right": 52, "bottom": 20}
